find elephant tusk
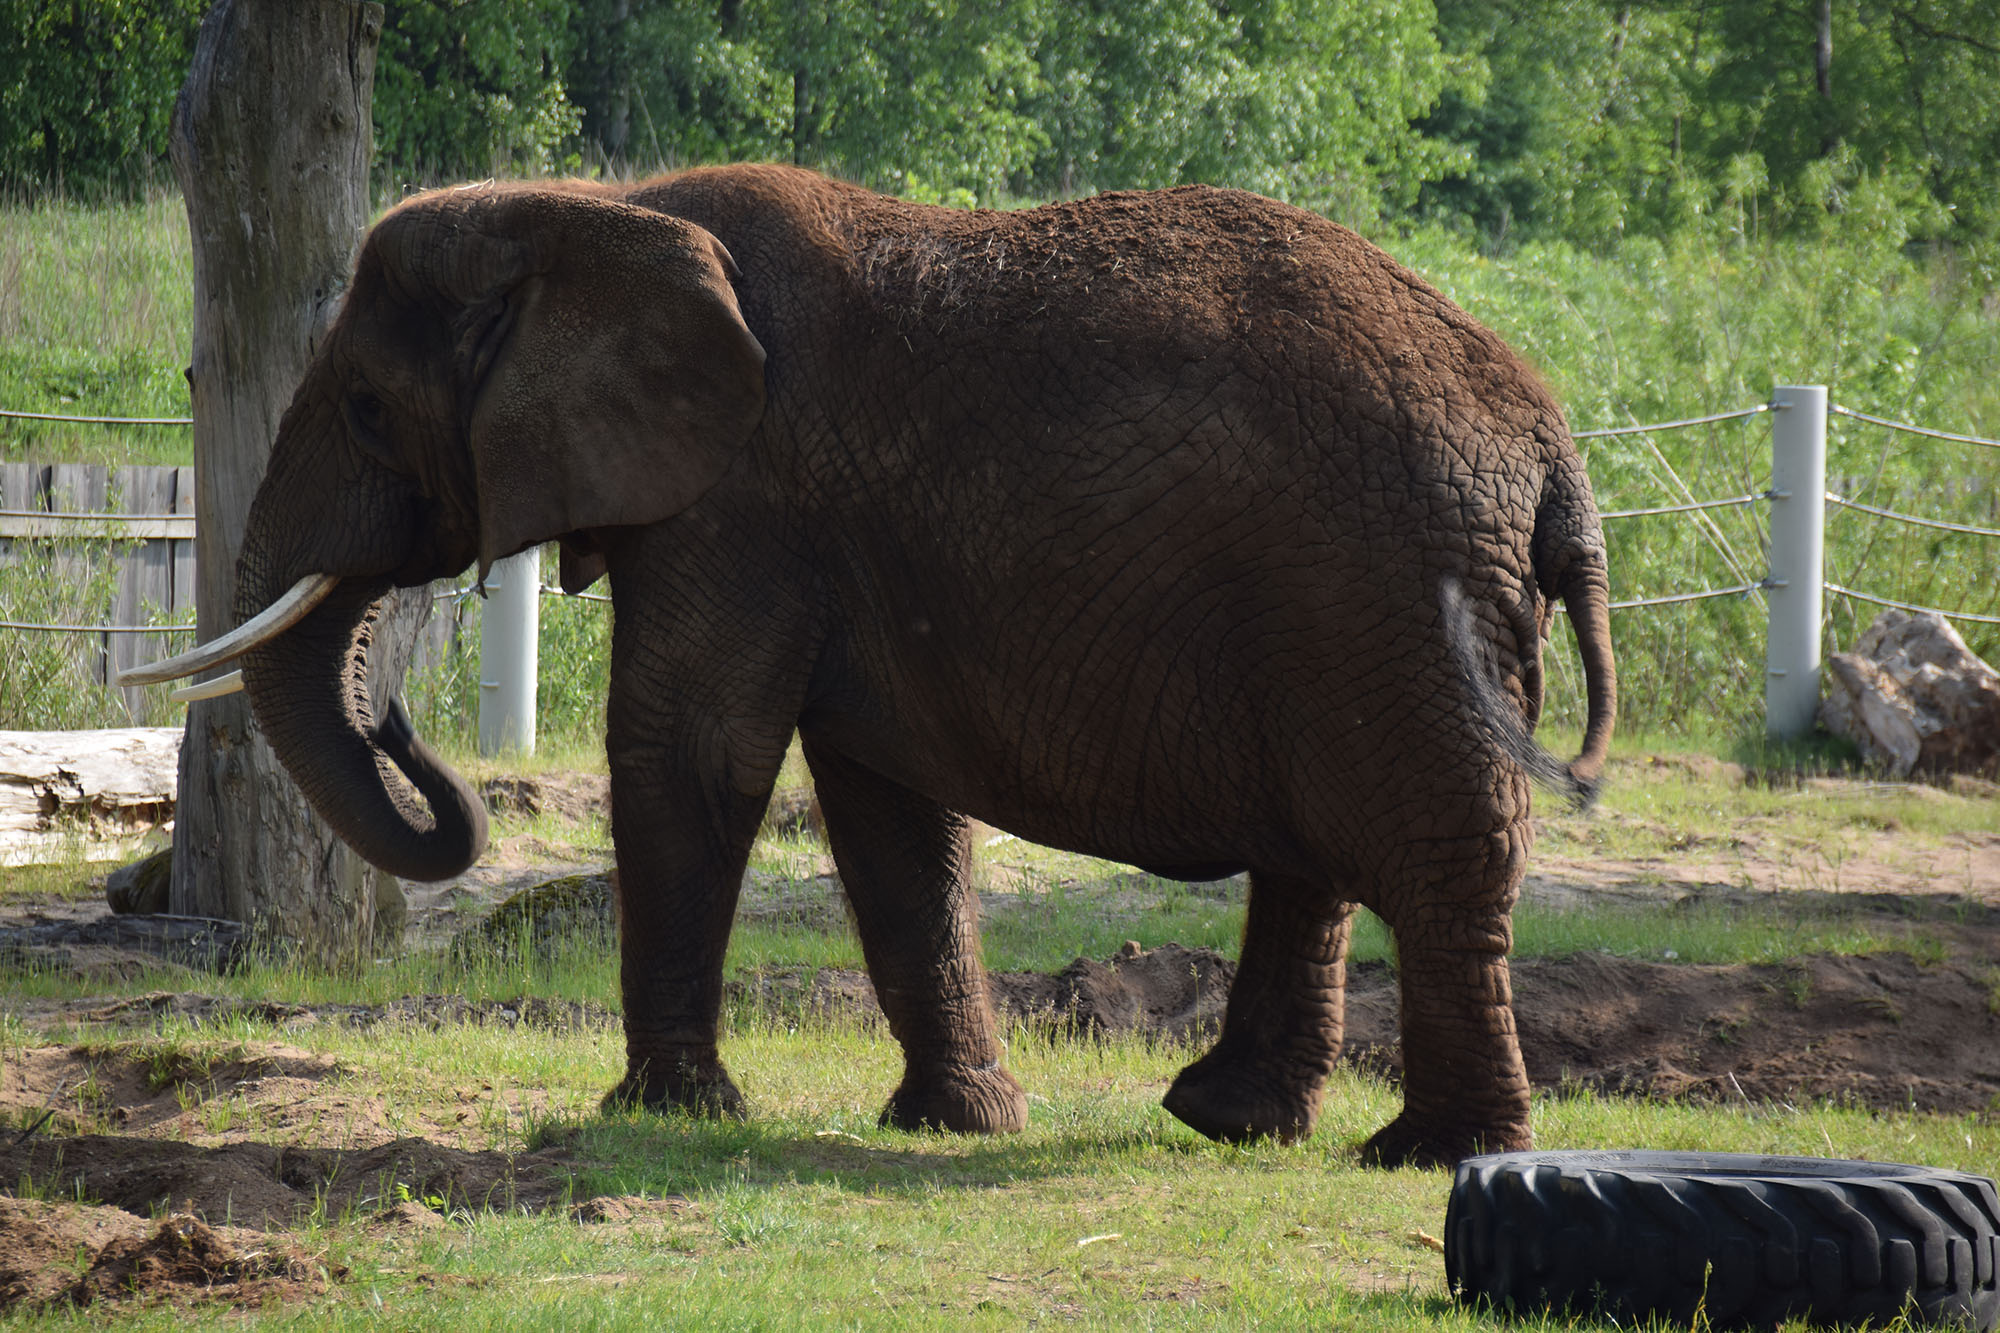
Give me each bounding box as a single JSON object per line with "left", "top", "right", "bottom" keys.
{"left": 116, "top": 573, "right": 341, "bottom": 687}
{"left": 168, "top": 669, "right": 245, "bottom": 702}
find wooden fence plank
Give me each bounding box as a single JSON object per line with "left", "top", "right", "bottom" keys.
{"left": 47, "top": 464, "right": 112, "bottom": 688}
{"left": 114, "top": 466, "right": 182, "bottom": 721}
{"left": 0, "top": 515, "right": 196, "bottom": 538}
{"left": 0, "top": 468, "right": 498, "bottom": 725}
{"left": 0, "top": 461, "right": 50, "bottom": 574}
{"left": 171, "top": 466, "right": 197, "bottom": 615}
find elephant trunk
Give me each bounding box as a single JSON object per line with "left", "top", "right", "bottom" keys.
{"left": 235, "top": 572, "right": 487, "bottom": 882}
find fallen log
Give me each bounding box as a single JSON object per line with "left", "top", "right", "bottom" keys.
{"left": 0, "top": 912, "right": 246, "bottom": 973}
{"left": 0, "top": 728, "right": 179, "bottom": 866}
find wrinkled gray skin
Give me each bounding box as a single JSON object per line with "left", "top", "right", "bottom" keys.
{"left": 234, "top": 163, "right": 1615, "bottom": 1167}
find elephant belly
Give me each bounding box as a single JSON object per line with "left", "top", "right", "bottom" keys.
{"left": 800, "top": 620, "right": 1326, "bottom": 878}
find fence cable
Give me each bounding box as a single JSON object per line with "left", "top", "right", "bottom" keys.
{"left": 0, "top": 408, "right": 193, "bottom": 426}
{"left": 1600, "top": 492, "right": 1764, "bottom": 520}
{"left": 1824, "top": 582, "right": 2000, "bottom": 626}
{"left": 1830, "top": 404, "right": 2000, "bottom": 450}
{"left": 0, "top": 617, "right": 194, "bottom": 635}
{"left": 1554, "top": 581, "right": 1765, "bottom": 614}
{"left": 11, "top": 393, "right": 1998, "bottom": 651}
{"left": 1573, "top": 402, "right": 1771, "bottom": 439}
{"left": 1825, "top": 492, "right": 2000, "bottom": 539}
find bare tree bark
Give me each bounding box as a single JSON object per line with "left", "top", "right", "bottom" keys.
{"left": 168, "top": 0, "right": 427, "bottom": 965}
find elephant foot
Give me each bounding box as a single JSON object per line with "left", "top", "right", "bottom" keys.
{"left": 602, "top": 1055, "right": 745, "bottom": 1121}
{"left": 1358, "top": 1112, "right": 1529, "bottom": 1170}
{"left": 880, "top": 1062, "right": 1028, "bottom": 1134}
{"left": 1162, "top": 1049, "right": 1323, "bottom": 1145}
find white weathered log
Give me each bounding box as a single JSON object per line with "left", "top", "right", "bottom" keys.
{"left": 0, "top": 728, "right": 180, "bottom": 865}
{"left": 1819, "top": 609, "right": 2000, "bottom": 778}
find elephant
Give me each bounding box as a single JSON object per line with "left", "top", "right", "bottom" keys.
{"left": 135, "top": 163, "right": 1615, "bottom": 1167}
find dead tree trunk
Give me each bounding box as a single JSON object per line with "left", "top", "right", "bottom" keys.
{"left": 168, "top": 0, "right": 426, "bottom": 965}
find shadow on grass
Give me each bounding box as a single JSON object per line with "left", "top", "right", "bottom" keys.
{"left": 547, "top": 1104, "right": 1337, "bottom": 1203}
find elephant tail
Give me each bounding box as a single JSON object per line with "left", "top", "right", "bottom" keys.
{"left": 1442, "top": 566, "right": 1614, "bottom": 810}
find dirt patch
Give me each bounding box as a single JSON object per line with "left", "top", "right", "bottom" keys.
{"left": 0, "top": 1198, "right": 334, "bottom": 1312}
{"left": 729, "top": 938, "right": 2000, "bottom": 1117}
{"left": 1359, "top": 950, "right": 2000, "bottom": 1114}
{"left": 480, "top": 773, "right": 608, "bottom": 823}
{"left": 0, "top": 1131, "right": 581, "bottom": 1231}
{"left": 732, "top": 940, "right": 1236, "bottom": 1043}
{"left": 0, "top": 1041, "right": 343, "bottom": 1138}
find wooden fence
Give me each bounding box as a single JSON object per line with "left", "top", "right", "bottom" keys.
{"left": 0, "top": 461, "right": 460, "bottom": 726}
{"left": 0, "top": 462, "right": 197, "bottom": 721}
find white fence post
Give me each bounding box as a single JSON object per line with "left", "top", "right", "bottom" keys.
{"left": 1765, "top": 385, "right": 1827, "bottom": 740}
{"left": 478, "top": 548, "right": 540, "bottom": 757}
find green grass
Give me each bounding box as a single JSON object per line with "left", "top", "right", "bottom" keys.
{"left": 4, "top": 744, "right": 1998, "bottom": 1327}
{"left": 0, "top": 190, "right": 193, "bottom": 465}
{"left": 2, "top": 1012, "right": 1994, "bottom": 1329}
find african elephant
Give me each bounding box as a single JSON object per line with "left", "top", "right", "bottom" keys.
{"left": 136, "top": 164, "right": 1615, "bottom": 1167}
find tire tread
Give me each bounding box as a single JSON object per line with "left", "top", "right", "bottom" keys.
{"left": 1446, "top": 1151, "right": 2000, "bottom": 1331}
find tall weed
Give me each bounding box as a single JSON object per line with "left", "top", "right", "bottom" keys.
{"left": 0, "top": 189, "right": 193, "bottom": 466}
{"left": 0, "top": 531, "right": 181, "bottom": 728}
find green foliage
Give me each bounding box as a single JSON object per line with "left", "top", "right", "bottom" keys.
{"left": 0, "top": 0, "right": 206, "bottom": 194}
{"left": 373, "top": 0, "right": 585, "bottom": 183}
{"left": 2, "top": 0, "right": 1463, "bottom": 212}
{"left": 7, "top": 0, "right": 2000, "bottom": 249}
{"left": 1398, "top": 185, "right": 2000, "bottom": 734}
{"left": 1011, "top": 0, "right": 1455, "bottom": 220}
{"left": 0, "top": 191, "right": 194, "bottom": 465}
{"left": 1421, "top": 0, "right": 1696, "bottom": 247}
{"left": 0, "top": 532, "right": 182, "bottom": 729}
{"left": 1426, "top": 0, "right": 2000, "bottom": 249}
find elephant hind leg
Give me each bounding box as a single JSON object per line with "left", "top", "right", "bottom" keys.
{"left": 802, "top": 740, "right": 1027, "bottom": 1135}
{"left": 1164, "top": 873, "right": 1354, "bottom": 1144}
{"left": 1360, "top": 819, "right": 1536, "bottom": 1168}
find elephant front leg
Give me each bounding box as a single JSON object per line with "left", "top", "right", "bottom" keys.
{"left": 1360, "top": 918, "right": 1533, "bottom": 1169}
{"left": 1164, "top": 874, "right": 1353, "bottom": 1144}
{"left": 603, "top": 730, "right": 784, "bottom": 1121}
{"left": 803, "top": 741, "right": 1027, "bottom": 1134}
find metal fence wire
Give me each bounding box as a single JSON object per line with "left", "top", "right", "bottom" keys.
{"left": 1573, "top": 394, "right": 1998, "bottom": 630}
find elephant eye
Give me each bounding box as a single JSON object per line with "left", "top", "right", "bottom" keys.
{"left": 344, "top": 390, "right": 399, "bottom": 467}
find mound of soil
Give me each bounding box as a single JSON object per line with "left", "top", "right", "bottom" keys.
{"left": 732, "top": 940, "right": 1236, "bottom": 1043}
{"left": 732, "top": 940, "right": 2000, "bottom": 1117}
{"left": 0, "top": 1200, "right": 332, "bottom": 1312}
{"left": 1369, "top": 950, "right": 2000, "bottom": 1114}
{"left": 0, "top": 1133, "right": 579, "bottom": 1232}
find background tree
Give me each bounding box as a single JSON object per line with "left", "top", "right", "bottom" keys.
{"left": 0, "top": 0, "right": 207, "bottom": 189}
{"left": 170, "top": 0, "right": 428, "bottom": 963}
{"left": 370, "top": 0, "right": 582, "bottom": 179}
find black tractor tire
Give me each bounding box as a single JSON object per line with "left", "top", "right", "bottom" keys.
{"left": 1446, "top": 1150, "right": 2000, "bottom": 1330}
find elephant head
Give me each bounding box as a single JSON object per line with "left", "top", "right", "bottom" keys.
{"left": 130, "top": 184, "right": 768, "bottom": 880}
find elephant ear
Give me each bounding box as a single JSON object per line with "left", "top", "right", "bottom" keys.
{"left": 419, "top": 189, "right": 767, "bottom": 574}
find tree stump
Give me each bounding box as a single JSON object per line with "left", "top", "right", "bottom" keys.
{"left": 168, "top": 0, "right": 423, "bottom": 964}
